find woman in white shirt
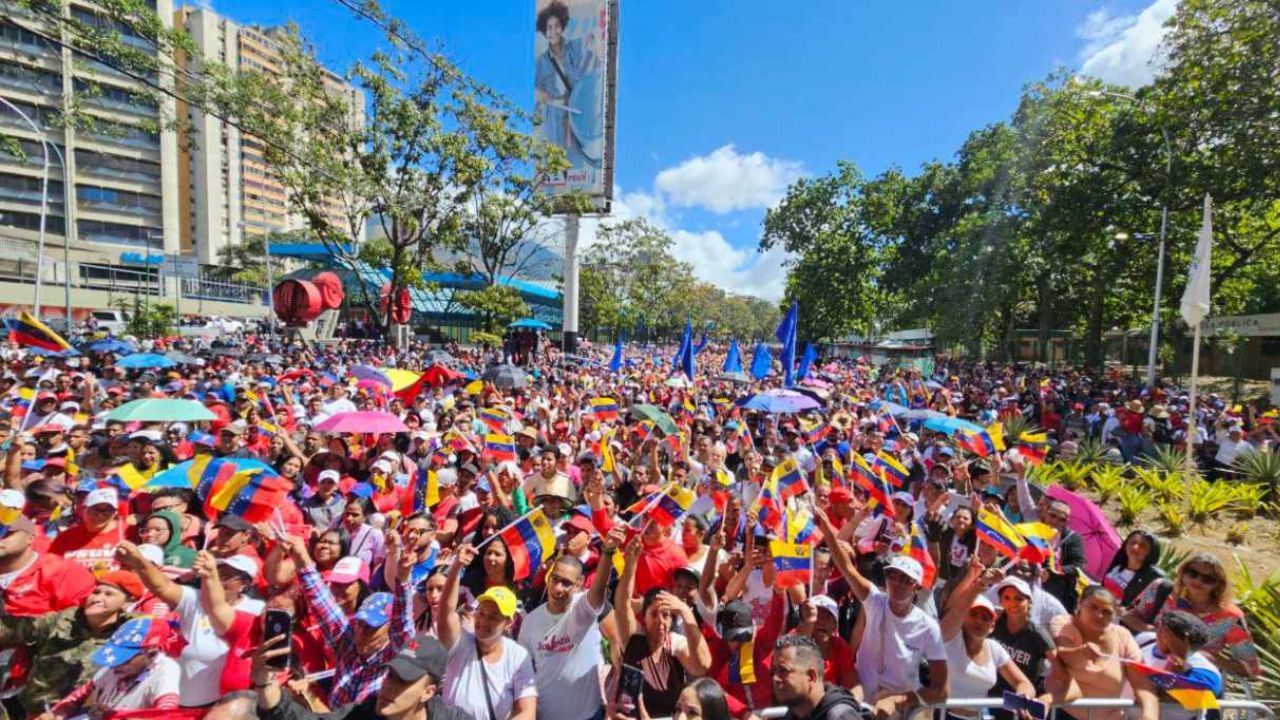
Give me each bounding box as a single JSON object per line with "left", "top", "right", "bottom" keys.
{"left": 939, "top": 559, "right": 1037, "bottom": 720}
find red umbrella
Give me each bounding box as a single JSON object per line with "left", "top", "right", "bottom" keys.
{"left": 422, "top": 364, "right": 464, "bottom": 387}
{"left": 1047, "top": 485, "right": 1121, "bottom": 580}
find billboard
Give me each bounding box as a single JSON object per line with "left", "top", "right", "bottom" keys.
{"left": 534, "top": 0, "right": 614, "bottom": 204}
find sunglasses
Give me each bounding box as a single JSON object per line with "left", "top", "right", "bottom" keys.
{"left": 1182, "top": 567, "right": 1220, "bottom": 584}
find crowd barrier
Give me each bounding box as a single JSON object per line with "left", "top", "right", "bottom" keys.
{"left": 651, "top": 697, "right": 1275, "bottom": 720}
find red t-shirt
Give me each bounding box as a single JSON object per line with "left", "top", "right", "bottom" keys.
{"left": 0, "top": 552, "right": 95, "bottom": 693}
{"left": 47, "top": 525, "right": 121, "bottom": 576}
{"left": 219, "top": 610, "right": 258, "bottom": 696}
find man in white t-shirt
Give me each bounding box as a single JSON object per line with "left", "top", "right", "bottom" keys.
{"left": 815, "top": 508, "right": 948, "bottom": 717}
{"left": 437, "top": 544, "right": 537, "bottom": 720}
{"left": 517, "top": 526, "right": 624, "bottom": 720}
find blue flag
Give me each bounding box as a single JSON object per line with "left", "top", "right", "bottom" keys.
{"left": 797, "top": 342, "right": 816, "bottom": 380}
{"left": 722, "top": 339, "right": 743, "bottom": 373}
{"left": 694, "top": 331, "right": 709, "bottom": 356}
{"left": 776, "top": 301, "right": 798, "bottom": 387}
{"left": 678, "top": 319, "right": 696, "bottom": 380}
{"left": 750, "top": 342, "right": 772, "bottom": 380}
{"left": 608, "top": 336, "right": 624, "bottom": 374}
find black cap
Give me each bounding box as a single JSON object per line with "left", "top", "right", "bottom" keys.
{"left": 387, "top": 634, "right": 449, "bottom": 682}
{"left": 458, "top": 463, "right": 479, "bottom": 477}
{"left": 716, "top": 600, "right": 754, "bottom": 643}
{"left": 213, "top": 514, "right": 254, "bottom": 533}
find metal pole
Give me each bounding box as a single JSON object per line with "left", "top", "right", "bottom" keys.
{"left": 1145, "top": 126, "right": 1172, "bottom": 388}
{"left": 263, "top": 231, "right": 274, "bottom": 337}
{"left": 562, "top": 215, "right": 580, "bottom": 352}
{"left": 0, "top": 98, "right": 52, "bottom": 317}
{"left": 1186, "top": 321, "right": 1201, "bottom": 509}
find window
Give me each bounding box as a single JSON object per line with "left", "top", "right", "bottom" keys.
{"left": 77, "top": 219, "right": 160, "bottom": 247}
{"left": 73, "top": 80, "right": 157, "bottom": 116}
{"left": 0, "top": 62, "right": 62, "bottom": 96}
{"left": 77, "top": 185, "right": 163, "bottom": 218}
{"left": 0, "top": 209, "right": 65, "bottom": 234}
{"left": 0, "top": 175, "right": 65, "bottom": 206}
{"left": 74, "top": 149, "right": 161, "bottom": 183}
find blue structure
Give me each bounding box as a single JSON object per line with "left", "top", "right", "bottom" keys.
{"left": 269, "top": 244, "right": 563, "bottom": 340}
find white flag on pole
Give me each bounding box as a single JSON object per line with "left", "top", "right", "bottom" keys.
{"left": 1180, "top": 194, "right": 1213, "bottom": 327}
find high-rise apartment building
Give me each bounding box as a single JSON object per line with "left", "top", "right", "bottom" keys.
{"left": 0, "top": 2, "right": 361, "bottom": 320}
{"left": 175, "top": 6, "right": 364, "bottom": 265}
{"left": 0, "top": 0, "right": 182, "bottom": 269}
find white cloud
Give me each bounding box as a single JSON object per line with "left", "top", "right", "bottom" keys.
{"left": 576, "top": 185, "right": 791, "bottom": 301}
{"left": 654, "top": 145, "right": 805, "bottom": 214}
{"left": 1077, "top": 0, "right": 1178, "bottom": 87}
{"left": 669, "top": 229, "right": 790, "bottom": 301}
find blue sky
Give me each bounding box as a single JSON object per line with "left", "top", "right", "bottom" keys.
{"left": 208, "top": 0, "right": 1175, "bottom": 299}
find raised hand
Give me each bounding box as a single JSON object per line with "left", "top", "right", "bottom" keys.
{"left": 114, "top": 541, "right": 148, "bottom": 571}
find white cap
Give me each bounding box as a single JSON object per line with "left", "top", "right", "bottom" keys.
{"left": 137, "top": 543, "right": 165, "bottom": 566}
{"left": 318, "top": 469, "right": 341, "bottom": 484}
{"left": 884, "top": 555, "right": 924, "bottom": 585}
{"left": 994, "top": 576, "right": 1033, "bottom": 599}
{"left": 217, "top": 554, "right": 260, "bottom": 579}
{"left": 970, "top": 593, "right": 997, "bottom": 613}
{"left": 808, "top": 594, "right": 839, "bottom": 621}
{"left": 557, "top": 442, "right": 572, "bottom": 457}
{"left": 371, "top": 460, "right": 393, "bottom": 474}
{"left": 85, "top": 488, "right": 119, "bottom": 508}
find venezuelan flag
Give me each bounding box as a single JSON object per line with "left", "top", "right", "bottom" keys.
{"left": 600, "top": 431, "right": 617, "bottom": 475}
{"left": 957, "top": 429, "right": 997, "bottom": 457}
{"left": 786, "top": 507, "right": 816, "bottom": 544}
{"left": 805, "top": 422, "right": 831, "bottom": 446}
{"left": 710, "top": 468, "right": 733, "bottom": 512}
{"left": 256, "top": 420, "right": 280, "bottom": 436}
{"left": 647, "top": 484, "right": 696, "bottom": 527}
{"left": 662, "top": 432, "right": 684, "bottom": 459}
{"left": 633, "top": 420, "right": 655, "bottom": 443}
{"left": 479, "top": 407, "right": 509, "bottom": 432}
{"left": 4, "top": 312, "right": 72, "bottom": 352}
{"left": 849, "top": 455, "right": 895, "bottom": 518}
{"left": 987, "top": 422, "right": 1006, "bottom": 452}
{"left": 903, "top": 524, "right": 937, "bottom": 588}
{"left": 752, "top": 477, "right": 784, "bottom": 533}
{"left": 1014, "top": 521, "right": 1056, "bottom": 565}
{"left": 204, "top": 468, "right": 292, "bottom": 523}
{"left": 590, "top": 397, "right": 619, "bottom": 421}
{"left": 771, "top": 457, "right": 809, "bottom": 502}
{"left": 1123, "top": 661, "right": 1219, "bottom": 710}
{"left": 976, "top": 508, "right": 1026, "bottom": 559}
{"left": 484, "top": 433, "right": 516, "bottom": 462}
{"left": 496, "top": 508, "right": 557, "bottom": 581}
{"left": 874, "top": 451, "right": 909, "bottom": 488}
{"left": 770, "top": 539, "right": 811, "bottom": 588}
{"left": 402, "top": 469, "right": 440, "bottom": 515}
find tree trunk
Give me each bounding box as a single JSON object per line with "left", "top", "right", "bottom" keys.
{"left": 1036, "top": 272, "right": 1052, "bottom": 365}
{"left": 1084, "top": 265, "right": 1106, "bottom": 370}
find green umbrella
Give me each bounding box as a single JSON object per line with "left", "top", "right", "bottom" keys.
{"left": 630, "top": 404, "right": 679, "bottom": 436}
{"left": 106, "top": 399, "right": 217, "bottom": 423}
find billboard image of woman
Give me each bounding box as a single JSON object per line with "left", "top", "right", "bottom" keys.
{"left": 535, "top": 0, "right": 608, "bottom": 199}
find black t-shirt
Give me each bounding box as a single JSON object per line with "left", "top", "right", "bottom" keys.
{"left": 990, "top": 614, "right": 1055, "bottom": 692}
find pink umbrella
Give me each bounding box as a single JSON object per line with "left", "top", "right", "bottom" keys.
{"left": 314, "top": 411, "right": 408, "bottom": 434}
{"left": 1047, "top": 485, "right": 1121, "bottom": 580}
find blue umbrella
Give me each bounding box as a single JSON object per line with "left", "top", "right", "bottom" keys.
{"left": 116, "top": 353, "right": 177, "bottom": 369}
{"left": 869, "top": 400, "right": 910, "bottom": 417}
{"left": 738, "top": 389, "right": 820, "bottom": 414}
{"left": 923, "top": 416, "right": 986, "bottom": 436}
{"left": 87, "top": 338, "right": 133, "bottom": 354}
{"left": 509, "top": 318, "right": 552, "bottom": 330}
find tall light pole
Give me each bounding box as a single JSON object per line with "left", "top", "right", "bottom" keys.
{"left": 1083, "top": 87, "right": 1172, "bottom": 388}
{"left": 0, "top": 97, "right": 52, "bottom": 318}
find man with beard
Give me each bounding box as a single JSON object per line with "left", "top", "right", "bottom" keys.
{"left": 772, "top": 635, "right": 863, "bottom": 720}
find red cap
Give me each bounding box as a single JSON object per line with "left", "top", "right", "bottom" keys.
{"left": 98, "top": 570, "right": 145, "bottom": 599}
{"left": 829, "top": 487, "right": 854, "bottom": 506}
{"left": 562, "top": 514, "right": 595, "bottom": 535}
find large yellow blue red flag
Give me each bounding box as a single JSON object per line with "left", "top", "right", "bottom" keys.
{"left": 5, "top": 311, "right": 72, "bottom": 352}
{"left": 497, "top": 508, "right": 557, "bottom": 581}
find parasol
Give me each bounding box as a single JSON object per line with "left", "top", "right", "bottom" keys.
{"left": 315, "top": 411, "right": 409, "bottom": 434}
{"left": 1047, "top": 485, "right": 1121, "bottom": 580}
{"left": 481, "top": 364, "right": 528, "bottom": 390}
{"left": 116, "top": 353, "right": 177, "bottom": 370}
{"left": 106, "top": 399, "right": 217, "bottom": 423}
{"left": 629, "top": 404, "right": 679, "bottom": 436}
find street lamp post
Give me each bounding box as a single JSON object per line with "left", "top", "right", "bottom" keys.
{"left": 0, "top": 97, "right": 51, "bottom": 318}
{"left": 1084, "top": 88, "right": 1173, "bottom": 388}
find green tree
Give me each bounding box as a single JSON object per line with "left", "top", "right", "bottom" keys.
{"left": 456, "top": 285, "right": 528, "bottom": 333}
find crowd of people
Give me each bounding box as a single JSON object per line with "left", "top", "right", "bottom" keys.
{"left": 0, "top": 330, "right": 1270, "bottom": 720}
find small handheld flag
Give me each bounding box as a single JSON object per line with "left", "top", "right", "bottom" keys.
{"left": 645, "top": 484, "right": 696, "bottom": 527}
{"left": 769, "top": 539, "right": 812, "bottom": 588}
{"left": 495, "top": 508, "right": 557, "bottom": 581}
{"left": 903, "top": 524, "right": 937, "bottom": 589}
{"left": 590, "top": 397, "right": 619, "bottom": 422}
{"left": 976, "top": 508, "right": 1026, "bottom": 559}
{"left": 874, "top": 451, "right": 909, "bottom": 489}
{"left": 1122, "top": 660, "right": 1219, "bottom": 710}
{"left": 771, "top": 457, "right": 809, "bottom": 503}
{"left": 479, "top": 407, "right": 510, "bottom": 432}
{"left": 484, "top": 433, "right": 517, "bottom": 462}
{"left": 849, "top": 455, "right": 895, "bottom": 518}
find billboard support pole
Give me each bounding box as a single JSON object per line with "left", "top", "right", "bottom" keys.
{"left": 602, "top": 0, "right": 619, "bottom": 212}
{"left": 562, "top": 214, "right": 581, "bottom": 352}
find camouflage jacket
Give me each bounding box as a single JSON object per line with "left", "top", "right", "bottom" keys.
{"left": 0, "top": 606, "right": 128, "bottom": 715}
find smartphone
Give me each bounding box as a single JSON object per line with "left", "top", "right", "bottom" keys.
{"left": 616, "top": 664, "right": 643, "bottom": 713}
{"left": 263, "top": 609, "right": 294, "bottom": 670}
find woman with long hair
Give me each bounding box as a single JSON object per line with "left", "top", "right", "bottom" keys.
{"left": 671, "top": 677, "right": 733, "bottom": 720}
{"left": 614, "top": 535, "right": 711, "bottom": 718}
{"left": 1120, "top": 552, "right": 1260, "bottom": 678}
{"left": 1102, "top": 530, "right": 1163, "bottom": 609}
